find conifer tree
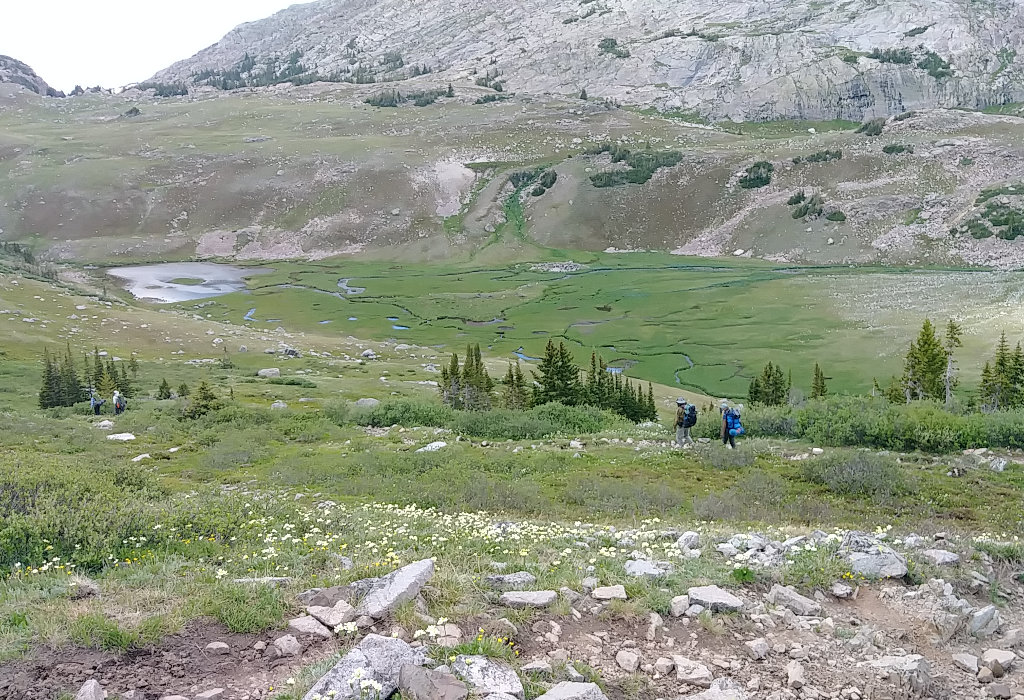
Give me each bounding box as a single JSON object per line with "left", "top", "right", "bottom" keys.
{"left": 128, "top": 354, "right": 139, "bottom": 377}
{"left": 446, "top": 83, "right": 455, "bottom": 98}
{"left": 97, "top": 367, "right": 118, "bottom": 399}
{"left": 157, "top": 378, "right": 172, "bottom": 400}
{"left": 58, "top": 344, "right": 84, "bottom": 406}
{"left": 38, "top": 348, "right": 58, "bottom": 408}
{"left": 502, "top": 361, "right": 529, "bottom": 410}
{"left": 942, "top": 320, "right": 962, "bottom": 407}
{"left": 579, "top": 88, "right": 588, "bottom": 100}
{"left": 178, "top": 382, "right": 191, "bottom": 398}
{"left": 810, "top": 363, "right": 828, "bottom": 399}
{"left": 903, "top": 319, "right": 946, "bottom": 400}
{"left": 750, "top": 362, "right": 787, "bottom": 405}
{"left": 532, "top": 341, "right": 580, "bottom": 406}
{"left": 646, "top": 383, "right": 656, "bottom": 420}
{"left": 184, "top": 380, "right": 221, "bottom": 418}
{"left": 118, "top": 362, "right": 133, "bottom": 397}
{"left": 92, "top": 347, "right": 104, "bottom": 391}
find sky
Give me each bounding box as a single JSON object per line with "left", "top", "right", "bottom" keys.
{"left": 0, "top": 1, "right": 300, "bottom": 92}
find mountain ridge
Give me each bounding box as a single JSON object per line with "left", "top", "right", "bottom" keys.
{"left": 151, "top": 0, "right": 1024, "bottom": 121}
{"left": 0, "top": 55, "right": 64, "bottom": 97}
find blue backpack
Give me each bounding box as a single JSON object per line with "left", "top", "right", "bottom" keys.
{"left": 725, "top": 410, "right": 745, "bottom": 436}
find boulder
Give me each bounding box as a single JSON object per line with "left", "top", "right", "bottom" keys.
{"left": 615, "top": 649, "right": 640, "bottom": 672}
{"left": 273, "top": 634, "right": 302, "bottom": 657}
{"left": 682, "top": 678, "right": 748, "bottom": 700}
{"left": 308, "top": 600, "right": 356, "bottom": 629}
{"left": 624, "top": 560, "right": 668, "bottom": 579}
{"left": 922, "top": 549, "right": 960, "bottom": 566}
{"left": 670, "top": 595, "right": 690, "bottom": 617}
{"left": 687, "top": 585, "right": 745, "bottom": 613}
{"left": 786, "top": 661, "right": 805, "bottom": 689}
{"left": 830, "top": 582, "right": 855, "bottom": 599}
{"left": 654, "top": 657, "right": 675, "bottom": 675}
{"left": 533, "top": 683, "right": 607, "bottom": 700}
{"left": 591, "top": 585, "right": 627, "bottom": 601}
{"left": 485, "top": 572, "right": 537, "bottom": 590}
{"left": 304, "top": 634, "right": 424, "bottom": 700}
{"left": 952, "top": 652, "right": 979, "bottom": 674}
{"left": 767, "top": 584, "right": 822, "bottom": 617}
{"left": 107, "top": 433, "right": 136, "bottom": 441}
{"left": 271, "top": 400, "right": 288, "bottom": 410}
{"left": 676, "top": 531, "right": 701, "bottom": 550}
{"left": 982, "top": 649, "right": 1016, "bottom": 676}
{"left": 288, "top": 615, "right": 333, "bottom": 639}
{"left": 971, "top": 605, "right": 1003, "bottom": 638}
{"left": 841, "top": 532, "right": 907, "bottom": 578}
{"left": 205, "top": 641, "right": 230, "bottom": 655}
{"left": 744, "top": 638, "right": 770, "bottom": 660}
{"left": 416, "top": 441, "right": 447, "bottom": 453}
{"left": 857, "top": 655, "right": 931, "bottom": 691}
{"left": 356, "top": 398, "right": 381, "bottom": 408}
{"left": 356, "top": 559, "right": 435, "bottom": 619}
{"left": 75, "top": 680, "right": 104, "bottom": 700}
{"left": 521, "top": 660, "right": 553, "bottom": 675}
{"left": 499, "top": 591, "right": 557, "bottom": 608}
{"left": 258, "top": 368, "right": 281, "bottom": 378}
{"left": 196, "top": 691, "right": 225, "bottom": 700}
{"left": 399, "top": 664, "right": 469, "bottom": 700}
{"left": 452, "top": 655, "right": 524, "bottom": 699}
{"left": 673, "top": 657, "right": 714, "bottom": 687}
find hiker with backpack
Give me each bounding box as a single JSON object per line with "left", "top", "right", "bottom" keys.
{"left": 113, "top": 390, "right": 126, "bottom": 416}
{"left": 721, "top": 403, "right": 745, "bottom": 449}
{"left": 675, "top": 397, "right": 696, "bottom": 447}
{"left": 89, "top": 390, "right": 105, "bottom": 416}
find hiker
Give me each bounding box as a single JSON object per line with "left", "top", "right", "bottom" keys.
{"left": 90, "top": 391, "right": 105, "bottom": 416}
{"left": 675, "top": 397, "right": 696, "bottom": 447}
{"left": 113, "top": 390, "right": 126, "bottom": 416}
{"left": 721, "top": 403, "right": 745, "bottom": 449}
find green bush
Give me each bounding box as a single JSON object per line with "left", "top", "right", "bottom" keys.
{"left": 867, "top": 48, "right": 914, "bottom": 64}
{"left": 267, "top": 377, "right": 317, "bottom": 388}
{"left": 883, "top": 144, "right": 914, "bottom": 155}
{"left": 598, "top": 38, "right": 630, "bottom": 58}
{"left": 739, "top": 161, "right": 775, "bottom": 189}
{"left": 825, "top": 210, "right": 847, "bottom": 222}
{"left": 787, "top": 190, "right": 807, "bottom": 206}
{"left": 856, "top": 118, "right": 886, "bottom": 137}
{"left": 587, "top": 144, "right": 683, "bottom": 187}
{"left": 800, "top": 451, "right": 910, "bottom": 500}
{"left": 354, "top": 399, "right": 455, "bottom": 428}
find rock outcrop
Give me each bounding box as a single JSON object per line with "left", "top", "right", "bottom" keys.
{"left": 0, "top": 56, "right": 63, "bottom": 97}
{"left": 152, "top": 0, "right": 1024, "bottom": 120}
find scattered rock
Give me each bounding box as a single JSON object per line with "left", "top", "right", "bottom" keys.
{"left": 952, "top": 652, "right": 979, "bottom": 674}
{"left": 196, "top": 690, "right": 225, "bottom": 700}
{"left": 922, "top": 549, "right": 960, "bottom": 566}
{"left": 356, "top": 559, "right": 435, "bottom": 619}
{"left": 399, "top": 663, "right": 470, "bottom": 700}
{"left": 273, "top": 634, "right": 302, "bottom": 657}
{"left": 687, "top": 585, "right": 744, "bottom": 613}
{"left": 258, "top": 368, "right": 281, "bottom": 378}
{"left": 521, "top": 660, "right": 553, "bottom": 675}
{"left": 106, "top": 433, "right": 136, "bottom": 441}
{"left": 744, "top": 638, "right": 770, "bottom": 660}
{"left": 676, "top": 531, "right": 701, "bottom": 550}
{"left": 624, "top": 559, "right": 668, "bottom": 578}
{"left": 673, "top": 656, "right": 714, "bottom": 688}
{"left": 499, "top": 591, "right": 557, "bottom": 608}
{"left": 308, "top": 600, "right": 357, "bottom": 629}
{"left": 356, "top": 398, "right": 381, "bottom": 408}
{"left": 831, "top": 582, "right": 855, "bottom": 599}
{"left": 670, "top": 595, "right": 690, "bottom": 617}
{"left": 768, "top": 584, "right": 822, "bottom": 617}
{"left": 485, "top": 572, "right": 537, "bottom": 590}
{"left": 69, "top": 577, "right": 100, "bottom": 600}
{"left": 682, "top": 678, "right": 748, "bottom": 700}
{"left": 204, "top": 641, "right": 230, "bottom": 655}
{"left": 986, "top": 682, "right": 1012, "bottom": 698}
{"left": 452, "top": 655, "right": 524, "bottom": 699}
{"left": 75, "top": 680, "right": 104, "bottom": 700}
{"left": 416, "top": 441, "right": 448, "bottom": 453}
{"left": 786, "top": 660, "right": 805, "bottom": 689}
{"left": 271, "top": 400, "right": 288, "bottom": 410}
{"left": 841, "top": 532, "right": 908, "bottom": 578}
{"left": 534, "top": 682, "right": 607, "bottom": 700}
{"left": 288, "top": 615, "right": 333, "bottom": 639}
{"left": 592, "top": 585, "right": 627, "bottom": 601}
{"left": 616, "top": 649, "right": 640, "bottom": 672}
{"left": 982, "top": 649, "right": 1016, "bottom": 676}
{"left": 654, "top": 657, "right": 675, "bottom": 675}
{"left": 857, "top": 655, "right": 931, "bottom": 691}
{"left": 972, "top": 605, "right": 1004, "bottom": 638}
{"left": 304, "top": 634, "right": 424, "bottom": 700}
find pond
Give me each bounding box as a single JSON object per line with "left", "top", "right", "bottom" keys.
{"left": 108, "top": 263, "right": 268, "bottom": 303}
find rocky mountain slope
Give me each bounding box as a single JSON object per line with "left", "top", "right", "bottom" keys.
{"left": 0, "top": 55, "right": 63, "bottom": 97}
{"left": 151, "top": 0, "right": 1024, "bottom": 121}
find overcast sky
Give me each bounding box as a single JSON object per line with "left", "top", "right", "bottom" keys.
{"left": 1, "top": 1, "right": 300, "bottom": 92}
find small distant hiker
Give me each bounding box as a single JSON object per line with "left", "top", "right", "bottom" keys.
{"left": 113, "top": 390, "right": 126, "bottom": 416}
{"left": 721, "top": 403, "right": 745, "bottom": 449}
{"left": 675, "top": 397, "right": 696, "bottom": 447}
{"left": 90, "top": 391, "right": 105, "bottom": 416}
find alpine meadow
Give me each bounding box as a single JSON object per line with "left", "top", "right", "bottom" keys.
{"left": 1, "top": 1, "right": 1024, "bottom": 699}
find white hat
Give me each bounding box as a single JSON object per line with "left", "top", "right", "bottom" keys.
{"left": 676, "top": 397, "right": 686, "bottom": 405}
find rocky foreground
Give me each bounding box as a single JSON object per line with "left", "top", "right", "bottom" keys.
{"left": 46, "top": 525, "right": 1023, "bottom": 700}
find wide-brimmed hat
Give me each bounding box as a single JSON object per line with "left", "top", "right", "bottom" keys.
{"left": 676, "top": 397, "right": 686, "bottom": 405}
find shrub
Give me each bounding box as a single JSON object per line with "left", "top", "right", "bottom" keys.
{"left": 800, "top": 451, "right": 909, "bottom": 500}
{"left": 883, "top": 144, "right": 914, "bottom": 155}
{"left": 856, "top": 118, "right": 886, "bottom": 136}
{"left": 792, "top": 193, "right": 825, "bottom": 219}
{"left": 475, "top": 94, "right": 509, "bottom": 105}
{"left": 365, "top": 90, "right": 402, "bottom": 107}
{"left": 787, "top": 190, "right": 807, "bottom": 206}
{"left": 588, "top": 144, "right": 683, "bottom": 187}
{"left": 598, "top": 38, "right": 630, "bottom": 58}
{"left": 917, "top": 51, "right": 952, "bottom": 79}
{"left": 739, "top": 161, "right": 774, "bottom": 189}
{"left": 893, "top": 111, "right": 916, "bottom": 122}
{"left": 354, "top": 399, "right": 454, "bottom": 428}
{"left": 268, "top": 376, "right": 317, "bottom": 388}
{"left": 825, "top": 210, "right": 847, "bottom": 222}
{"left": 867, "top": 48, "right": 914, "bottom": 64}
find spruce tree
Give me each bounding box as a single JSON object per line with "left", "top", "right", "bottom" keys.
{"left": 38, "top": 349, "right": 58, "bottom": 409}
{"left": 178, "top": 382, "right": 191, "bottom": 398}
{"left": 92, "top": 347, "right": 104, "bottom": 392}
{"left": 579, "top": 88, "right": 588, "bottom": 100}
{"left": 446, "top": 83, "right": 455, "bottom": 98}
{"left": 128, "top": 354, "right": 139, "bottom": 377}
{"left": 810, "top": 363, "right": 828, "bottom": 399}
{"left": 58, "top": 344, "right": 84, "bottom": 406}
{"left": 184, "top": 380, "right": 221, "bottom": 418}
{"left": 903, "top": 319, "right": 946, "bottom": 400}
{"left": 157, "top": 378, "right": 172, "bottom": 400}
{"left": 646, "top": 383, "right": 656, "bottom": 421}
{"left": 119, "top": 362, "right": 133, "bottom": 398}
{"left": 97, "top": 367, "right": 118, "bottom": 400}
{"left": 533, "top": 341, "right": 580, "bottom": 406}
{"left": 942, "top": 320, "right": 962, "bottom": 407}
